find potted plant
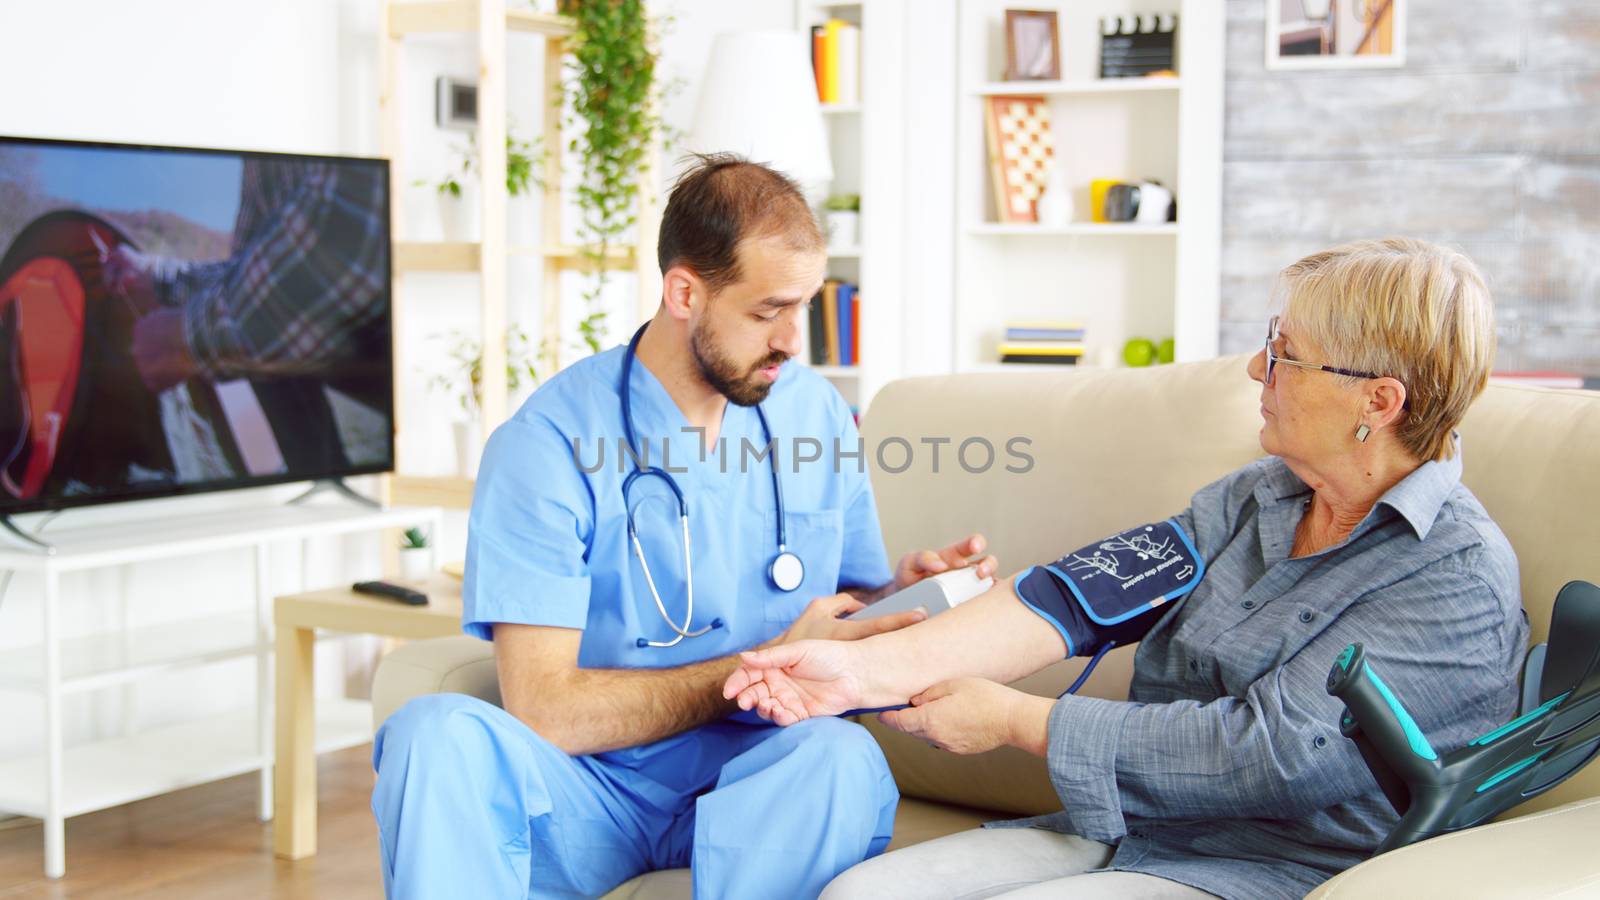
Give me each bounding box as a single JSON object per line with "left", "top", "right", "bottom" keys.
{"left": 399, "top": 526, "right": 432, "bottom": 581}
{"left": 419, "top": 130, "right": 542, "bottom": 242}
{"left": 823, "top": 193, "right": 860, "bottom": 250}
{"left": 427, "top": 326, "right": 542, "bottom": 478}
{"left": 421, "top": 151, "right": 475, "bottom": 242}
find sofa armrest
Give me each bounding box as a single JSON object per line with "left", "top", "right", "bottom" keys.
{"left": 1305, "top": 797, "right": 1600, "bottom": 898}
{"left": 371, "top": 635, "right": 501, "bottom": 734}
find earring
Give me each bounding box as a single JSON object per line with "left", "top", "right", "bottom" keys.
{"left": 1355, "top": 424, "right": 1371, "bottom": 443}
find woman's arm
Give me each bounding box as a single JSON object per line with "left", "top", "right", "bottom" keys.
{"left": 1035, "top": 565, "right": 1520, "bottom": 843}
{"left": 723, "top": 572, "right": 1067, "bottom": 723}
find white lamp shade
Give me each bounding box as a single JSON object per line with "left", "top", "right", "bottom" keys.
{"left": 686, "top": 31, "right": 833, "bottom": 186}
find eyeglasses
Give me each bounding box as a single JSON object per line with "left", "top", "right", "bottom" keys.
{"left": 1263, "top": 316, "right": 1385, "bottom": 386}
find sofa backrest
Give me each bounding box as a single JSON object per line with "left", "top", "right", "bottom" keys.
{"left": 861, "top": 355, "right": 1600, "bottom": 819}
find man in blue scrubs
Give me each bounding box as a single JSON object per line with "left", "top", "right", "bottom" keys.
{"left": 372, "top": 155, "right": 996, "bottom": 899}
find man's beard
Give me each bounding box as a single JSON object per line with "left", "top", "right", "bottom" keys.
{"left": 690, "top": 320, "right": 788, "bottom": 407}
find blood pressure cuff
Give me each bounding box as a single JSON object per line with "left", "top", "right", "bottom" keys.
{"left": 1015, "top": 519, "right": 1204, "bottom": 657}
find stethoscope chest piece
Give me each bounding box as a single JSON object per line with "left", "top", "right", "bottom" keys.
{"left": 769, "top": 549, "right": 804, "bottom": 593}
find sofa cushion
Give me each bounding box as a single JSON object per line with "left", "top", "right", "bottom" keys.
{"left": 861, "top": 356, "right": 1600, "bottom": 820}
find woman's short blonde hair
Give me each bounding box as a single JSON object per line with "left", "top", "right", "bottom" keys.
{"left": 1276, "top": 238, "right": 1496, "bottom": 462}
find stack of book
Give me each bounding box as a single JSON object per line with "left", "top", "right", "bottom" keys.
{"left": 807, "top": 280, "right": 860, "bottom": 366}
{"left": 998, "top": 321, "right": 1085, "bottom": 365}
{"left": 811, "top": 19, "right": 861, "bottom": 105}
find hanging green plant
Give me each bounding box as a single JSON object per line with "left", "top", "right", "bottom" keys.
{"left": 559, "top": 0, "right": 663, "bottom": 356}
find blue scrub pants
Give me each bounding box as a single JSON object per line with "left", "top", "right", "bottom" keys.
{"left": 372, "top": 693, "right": 898, "bottom": 899}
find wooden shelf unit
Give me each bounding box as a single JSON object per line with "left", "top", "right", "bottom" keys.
{"left": 379, "top": 0, "right": 660, "bottom": 511}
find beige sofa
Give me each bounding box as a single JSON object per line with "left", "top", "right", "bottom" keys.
{"left": 372, "top": 355, "right": 1600, "bottom": 898}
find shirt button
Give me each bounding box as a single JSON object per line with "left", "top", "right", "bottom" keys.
{"left": 1314, "top": 735, "right": 1329, "bottom": 749}
{"left": 1299, "top": 610, "right": 1314, "bottom": 623}
{"left": 1241, "top": 599, "right": 1256, "bottom": 610}
{"left": 1188, "top": 659, "right": 1199, "bottom": 672}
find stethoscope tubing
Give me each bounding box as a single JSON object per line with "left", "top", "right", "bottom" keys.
{"left": 620, "top": 325, "right": 798, "bottom": 647}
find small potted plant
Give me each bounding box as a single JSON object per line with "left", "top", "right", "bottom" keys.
{"left": 428, "top": 326, "right": 542, "bottom": 478}
{"left": 421, "top": 147, "right": 474, "bottom": 242}
{"left": 823, "top": 193, "right": 860, "bottom": 251}
{"left": 399, "top": 526, "right": 432, "bottom": 581}
{"left": 419, "top": 129, "right": 542, "bottom": 243}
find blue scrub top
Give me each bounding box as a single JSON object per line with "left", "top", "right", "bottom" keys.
{"left": 462, "top": 343, "right": 892, "bottom": 673}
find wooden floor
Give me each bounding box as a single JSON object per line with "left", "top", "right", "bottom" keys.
{"left": 0, "top": 745, "right": 382, "bottom": 899}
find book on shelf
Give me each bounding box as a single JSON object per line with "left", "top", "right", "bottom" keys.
{"left": 1005, "top": 322, "right": 1086, "bottom": 342}
{"left": 998, "top": 340, "right": 1084, "bottom": 353}
{"left": 997, "top": 342, "right": 1084, "bottom": 358}
{"left": 808, "top": 292, "right": 829, "bottom": 365}
{"left": 1001, "top": 354, "right": 1082, "bottom": 365}
{"left": 807, "top": 279, "right": 862, "bottom": 368}
{"left": 812, "top": 19, "right": 861, "bottom": 105}
{"left": 823, "top": 281, "right": 841, "bottom": 365}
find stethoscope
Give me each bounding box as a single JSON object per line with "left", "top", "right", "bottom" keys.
{"left": 621, "top": 325, "right": 804, "bottom": 648}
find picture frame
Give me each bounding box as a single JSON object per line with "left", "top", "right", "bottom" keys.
{"left": 1266, "top": 0, "right": 1405, "bottom": 70}
{"left": 1004, "top": 10, "right": 1061, "bottom": 81}
{"left": 435, "top": 76, "right": 478, "bottom": 130}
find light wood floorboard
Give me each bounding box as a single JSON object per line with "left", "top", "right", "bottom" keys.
{"left": 0, "top": 745, "right": 381, "bottom": 899}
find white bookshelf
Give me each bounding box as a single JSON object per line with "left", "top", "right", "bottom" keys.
{"left": 953, "top": 0, "right": 1222, "bottom": 372}
{"left": 796, "top": 1, "right": 873, "bottom": 411}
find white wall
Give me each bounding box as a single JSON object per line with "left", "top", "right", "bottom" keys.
{"left": 0, "top": 0, "right": 805, "bottom": 776}
{"left": 0, "top": 0, "right": 387, "bottom": 769}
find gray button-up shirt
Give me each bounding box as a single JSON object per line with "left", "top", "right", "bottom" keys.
{"left": 997, "top": 447, "right": 1528, "bottom": 899}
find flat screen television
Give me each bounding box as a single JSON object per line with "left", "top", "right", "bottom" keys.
{"left": 0, "top": 136, "right": 393, "bottom": 517}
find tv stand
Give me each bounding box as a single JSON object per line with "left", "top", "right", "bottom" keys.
{"left": 0, "top": 514, "right": 58, "bottom": 555}
{"left": 0, "top": 502, "right": 443, "bottom": 879}
{"left": 287, "top": 478, "right": 382, "bottom": 510}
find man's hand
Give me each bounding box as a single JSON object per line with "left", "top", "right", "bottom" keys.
{"left": 773, "top": 591, "right": 925, "bottom": 646}
{"left": 893, "top": 533, "right": 998, "bottom": 590}
{"left": 101, "top": 245, "right": 161, "bottom": 318}
{"left": 726, "top": 594, "right": 926, "bottom": 726}
{"left": 131, "top": 309, "right": 198, "bottom": 393}
{"left": 878, "top": 677, "right": 1041, "bottom": 755}
{"left": 723, "top": 638, "right": 870, "bottom": 726}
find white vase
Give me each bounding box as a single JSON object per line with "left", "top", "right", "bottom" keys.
{"left": 438, "top": 186, "right": 480, "bottom": 242}
{"left": 1036, "top": 167, "right": 1075, "bottom": 228}
{"left": 454, "top": 419, "right": 483, "bottom": 479}
{"left": 507, "top": 195, "right": 537, "bottom": 249}
{"left": 399, "top": 547, "right": 432, "bottom": 582}
{"left": 826, "top": 210, "right": 859, "bottom": 250}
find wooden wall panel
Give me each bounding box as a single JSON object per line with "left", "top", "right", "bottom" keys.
{"left": 1218, "top": 0, "right": 1600, "bottom": 377}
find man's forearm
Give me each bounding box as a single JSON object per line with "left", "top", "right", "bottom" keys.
{"left": 530, "top": 652, "right": 743, "bottom": 756}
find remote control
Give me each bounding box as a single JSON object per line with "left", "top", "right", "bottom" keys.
{"left": 353, "top": 580, "right": 429, "bottom": 606}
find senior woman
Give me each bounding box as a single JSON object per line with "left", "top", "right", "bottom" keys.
{"left": 723, "top": 238, "right": 1529, "bottom": 899}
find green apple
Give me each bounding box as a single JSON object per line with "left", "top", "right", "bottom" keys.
{"left": 1122, "top": 338, "right": 1157, "bottom": 367}
{"left": 1157, "top": 338, "right": 1176, "bottom": 364}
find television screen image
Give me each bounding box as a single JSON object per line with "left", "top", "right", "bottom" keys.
{"left": 0, "top": 137, "right": 393, "bottom": 515}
